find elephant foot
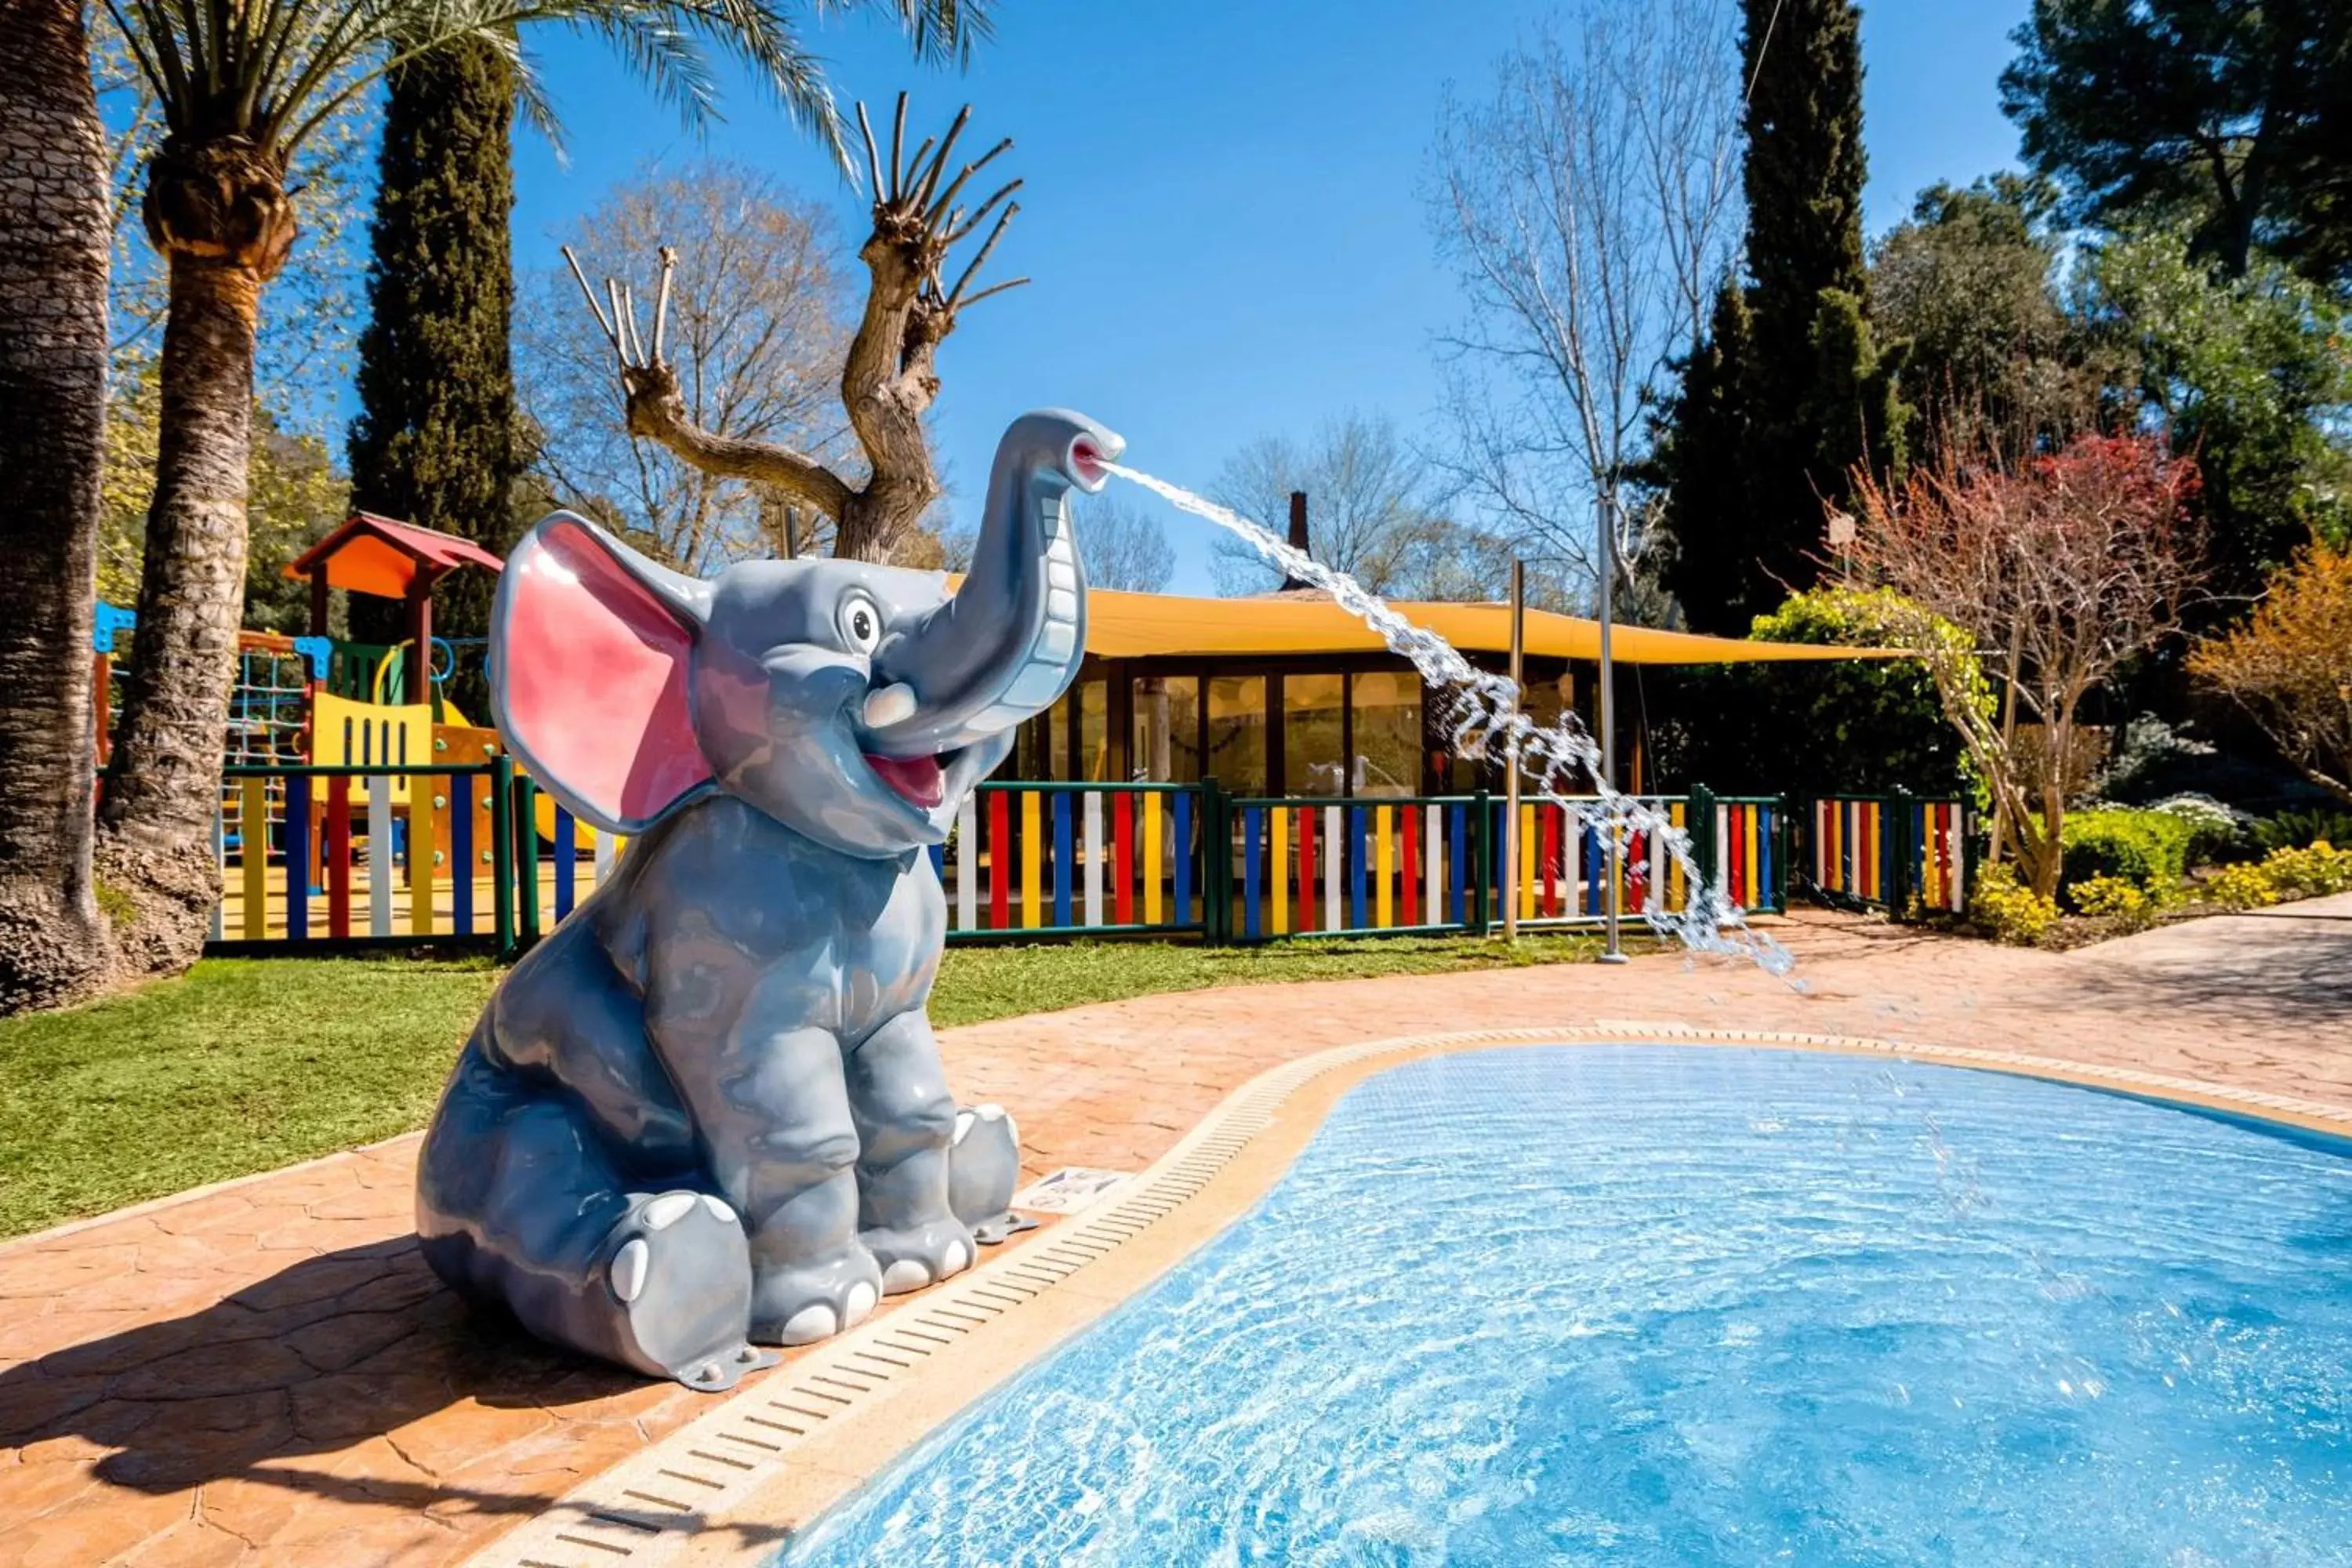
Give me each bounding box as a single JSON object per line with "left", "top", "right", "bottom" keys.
{"left": 748, "top": 1244, "right": 884, "bottom": 1346}
{"left": 863, "top": 1216, "right": 977, "bottom": 1295}
{"left": 947, "top": 1102, "right": 1022, "bottom": 1230}
{"left": 604, "top": 1189, "right": 774, "bottom": 1392}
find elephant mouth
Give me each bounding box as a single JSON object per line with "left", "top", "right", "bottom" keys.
{"left": 864, "top": 751, "right": 946, "bottom": 810}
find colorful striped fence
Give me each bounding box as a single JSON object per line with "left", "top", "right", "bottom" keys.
{"left": 931, "top": 783, "right": 1208, "bottom": 940}
{"left": 205, "top": 760, "right": 627, "bottom": 955}
{"left": 1223, "top": 793, "right": 1786, "bottom": 943}
{"left": 1806, "top": 793, "right": 1970, "bottom": 914}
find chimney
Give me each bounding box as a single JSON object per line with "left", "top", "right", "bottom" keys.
{"left": 1281, "top": 490, "right": 1311, "bottom": 590}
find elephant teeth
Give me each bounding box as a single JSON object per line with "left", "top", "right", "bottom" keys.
{"left": 863, "top": 683, "right": 917, "bottom": 728}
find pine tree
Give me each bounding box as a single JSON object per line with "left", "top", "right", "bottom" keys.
{"left": 345, "top": 37, "right": 518, "bottom": 720}
{"left": 1653, "top": 0, "right": 1906, "bottom": 633}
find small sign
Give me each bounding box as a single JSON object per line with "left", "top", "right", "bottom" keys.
{"left": 1825, "top": 510, "right": 1857, "bottom": 547}
{"left": 1012, "top": 1167, "right": 1135, "bottom": 1215}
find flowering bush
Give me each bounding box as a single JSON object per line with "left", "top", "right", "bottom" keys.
{"left": 2205, "top": 841, "right": 2352, "bottom": 908}
{"left": 1969, "top": 862, "right": 2060, "bottom": 946}
{"left": 2067, "top": 874, "right": 2165, "bottom": 931}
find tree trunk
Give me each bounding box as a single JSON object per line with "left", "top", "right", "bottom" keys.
{"left": 0, "top": 0, "right": 118, "bottom": 1012}
{"left": 94, "top": 249, "right": 265, "bottom": 975}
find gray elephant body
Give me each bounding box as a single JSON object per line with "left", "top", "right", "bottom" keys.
{"left": 416, "top": 410, "right": 1123, "bottom": 1390}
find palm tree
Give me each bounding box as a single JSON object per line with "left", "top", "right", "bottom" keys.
{"left": 0, "top": 0, "right": 118, "bottom": 1012}
{"left": 95, "top": 0, "right": 996, "bottom": 975}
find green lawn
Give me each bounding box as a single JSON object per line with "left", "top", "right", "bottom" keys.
{"left": 0, "top": 931, "right": 1618, "bottom": 1240}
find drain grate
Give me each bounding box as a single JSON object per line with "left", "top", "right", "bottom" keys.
{"left": 469, "top": 1025, "right": 2352, "bottom": 1568}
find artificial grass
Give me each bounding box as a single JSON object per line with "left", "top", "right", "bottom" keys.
{"left": 0, "top": 931, "right": 1617, "bottom": 1240}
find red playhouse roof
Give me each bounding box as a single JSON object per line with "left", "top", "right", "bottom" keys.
{"left": 285, "top": 513, "right": 506, "bottom": 601}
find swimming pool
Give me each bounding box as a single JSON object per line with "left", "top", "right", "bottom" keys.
{"left": 775, "top": 1046, "right": 2352, "bottom": 1566}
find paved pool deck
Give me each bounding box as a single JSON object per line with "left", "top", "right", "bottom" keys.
{"left": 2, "top": 898, "right": 2348, "bottom": 1566}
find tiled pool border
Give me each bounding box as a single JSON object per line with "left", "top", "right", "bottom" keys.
{"left": 468, "top": 1025, "right": 2352, "bottom": 1568}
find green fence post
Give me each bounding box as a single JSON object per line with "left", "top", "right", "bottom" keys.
{"left": 516, "top": 775, "right": 542, "bottom": 948}
{"left": 1470, "top": 789, "right": 1491, "bottom": 935}
{"left": 1887, "top": 786, "right": 1915, "bottom": 918}
{"left": 1773, "top": 795, "right": 1791, "bottom": 913}
{"left": 491, "top": 753, "right": 515, "bottom": 960}
{"left": 1690, "top": 782, "right": 1718, "bottom": 903}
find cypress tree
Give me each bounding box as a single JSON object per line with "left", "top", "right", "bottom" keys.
{"left": 346, "top": 37, "right": 519, "bottom": 721}
{"left": 1655, "top": 0, "right": 1904, "bottom": 634}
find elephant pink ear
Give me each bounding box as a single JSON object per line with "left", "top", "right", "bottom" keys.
{"left": 492, "top": 513, "right": 713, "bottom": 834}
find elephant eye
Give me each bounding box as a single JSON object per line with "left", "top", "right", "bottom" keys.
{"left": 837, "top": 591, "right": 884, "bottom": 655}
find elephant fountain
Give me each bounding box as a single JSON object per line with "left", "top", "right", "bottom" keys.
{"left": 415, "top": 408, "right": 1122, "bottom": 1391}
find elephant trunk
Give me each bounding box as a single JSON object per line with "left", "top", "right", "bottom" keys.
{"left": 863, "top": 411, "right": 1123, "bottom": 758}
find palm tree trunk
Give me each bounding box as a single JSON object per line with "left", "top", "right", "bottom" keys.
{"left": 0, "top": 0, "right": 118, "bottom": 1012}
{"left": 93, "top": 249, "right": 262, "bottom": 975}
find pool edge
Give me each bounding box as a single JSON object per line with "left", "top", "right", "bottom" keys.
{"left": 467, "top": 1027, "right": 2352, "bottom": 1568}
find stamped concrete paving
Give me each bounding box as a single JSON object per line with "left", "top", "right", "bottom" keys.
{"left": 2, "top": 899, "right": 2347, "bottom": 1566}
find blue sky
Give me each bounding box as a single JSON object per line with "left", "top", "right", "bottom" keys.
{"left": 511, "top": 1, "right": 2031, "bottom": 591}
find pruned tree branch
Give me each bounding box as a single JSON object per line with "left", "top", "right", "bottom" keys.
{"left": 571, "top": 94, "right": 1025, "bottom": 561}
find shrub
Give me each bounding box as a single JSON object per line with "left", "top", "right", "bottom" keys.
{"left": 2263, "top": 840, "right": 2352, "bottom": 898}
{"left": 2207, "top": 862, "right": 2281, "bottom": 910}
{"left": 2202, "top": 841, "right": 2352, "bottom": 908}
{"left": 2067, "top": 874, "right": 2165, "bottom": 931}
{"left": 2147, "top": 793, "right": 2253, "bottom": 867}
{"left": 2060, "top": 808, "right": 2194, "bottom": 902}
{"left": 1969, "top": 862, "right": 2060, "bottom": 946}
{"left": 2251, "top": 808, "right": 2352, "bottom": 855}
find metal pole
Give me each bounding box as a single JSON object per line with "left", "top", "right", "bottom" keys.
{"left": 1503, "top": 560, "right": 1523, "bottom": 942}
{"left": 1599, "top": 495, "right": 1628, "bottom": 964}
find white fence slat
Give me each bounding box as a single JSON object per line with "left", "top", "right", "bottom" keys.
{"left": 367, "top": 774, "right": 394, "bottom": 937}
{"left": 1083, "top": 791, "right": 1104, "bottom": 927}
{"left": 955, "top": 796, "right": 977, "bottom": 931}
{"left": 1323, "top": 805, "right": 1341, "bottom": 929}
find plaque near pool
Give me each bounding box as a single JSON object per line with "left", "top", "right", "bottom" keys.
{"left": 413, "top": 409, "right": 1121, "bottom": 1390}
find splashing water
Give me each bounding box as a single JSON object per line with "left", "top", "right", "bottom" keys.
{"left": 1105, "top": 463, "right": 1793, "bottom": 974}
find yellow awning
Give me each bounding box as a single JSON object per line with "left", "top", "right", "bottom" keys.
{"left": 1074, "top": 586, "right": 1903, "bottom": 664}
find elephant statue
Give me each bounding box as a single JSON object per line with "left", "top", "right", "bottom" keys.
{"left": 415, "top": 408, "right": 1122, "bottom": 1391}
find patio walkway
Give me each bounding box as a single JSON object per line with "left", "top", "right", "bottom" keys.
{"left": 3, "top": 899, "right": 2348, "bottom": 1566}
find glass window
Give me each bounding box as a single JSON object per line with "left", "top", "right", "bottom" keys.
{"left": 1351, "top": 670, "right": 1421, "bottom": 797}
{"left": 1131, "top": 674, "right": 1200, "bottom": 782}
{"left": 1284, "top": 673, "right": 1346, "bottom": 797}
{"left": 1205, "top": 675, "right": 1266, "bottom": 796}
{"left": 1077, "top": 679, "right": 1109, "bottom": 781}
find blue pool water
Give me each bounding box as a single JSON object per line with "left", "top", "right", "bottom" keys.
{"left": 775, "top": 1047, "right": 2352, "bottom": 1566}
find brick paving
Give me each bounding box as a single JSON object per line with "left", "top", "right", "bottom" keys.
{"left": 2, "top": 899, "right": 2347, "bottom": 1566}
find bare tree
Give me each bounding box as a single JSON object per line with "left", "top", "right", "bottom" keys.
{"left": 943, "top": 493, "right": 1171, "bottom": 592}
{"left": 1429, "top": 0, "right": 1742, "bottom": 605}
{"left": 1847, "top": 431, "right": 2208, "bottom": 898}
{"left": 568, "top": 93, "right": 1026, "bottom": 562}
{"left": 1208, "top": 411, "right": 1506, "bottom": 599}
{"left": 520, "top": 161, "right": 854, "bottom": 573}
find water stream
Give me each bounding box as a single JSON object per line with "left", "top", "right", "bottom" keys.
{"left": 1105, "top": 463, "right": 1792, "bottom": 973}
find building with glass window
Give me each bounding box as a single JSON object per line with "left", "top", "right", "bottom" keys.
{"left": 1000, "top": 586, "right": 1882, "bottom": 799}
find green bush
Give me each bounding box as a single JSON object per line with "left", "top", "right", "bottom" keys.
{"left": 2252, "top": 808, "right": 2352, "bottom": 855}
{"left": 1969, "top": 862, "right": 2060, "bottom": 946}
{"left": 2067, "top": 874, "right": 2168, "bottom": 931}
{"left": 2205, "top": 841, "right": 2352, "bottom": 909}
{"left": 2147, "top": 794, "right": 2252, "bottom": 867}
{"left": 2060, "top": 808, "right": 2194, "bottom": 903}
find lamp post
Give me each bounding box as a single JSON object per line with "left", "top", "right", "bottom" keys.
{"left": 1503, "top": 559, "right": 1523, "bottom": 943}
{"left": 1598, "top": 494, "right": 1627, "bottom": 964}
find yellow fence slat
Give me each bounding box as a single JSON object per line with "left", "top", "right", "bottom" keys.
{"left": 1517, "top": 803, "right": 1537, "bottom": 920}
{"left": 1142, "top": 793, "right": 1163, "bottom": 926}
{"left": 239, "top": 779, "right": 267, "bottom": 940}
{"left": 1374, "top": 805, "right": 1394, "bottom": 927}
{"left": 1021, "top": 789, "right": 1043, "bottom": 928}
{"left": 1269, "top": 807, "right": 1289, "bottom": 935}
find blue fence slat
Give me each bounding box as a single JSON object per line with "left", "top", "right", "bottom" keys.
{"left": 927, "top": 842, "right": 946, "bottom": 880}
{"left": 1172, "top": 791, "right": 1193, "bottom": 924}
{"left": 1052, "top": 793, "right": 1073, "bottom": 927}
{"left": 1243, "top": 807, "right": 1263, "bottom": 939}
{"left": 1759, "top": 806, "right": 1775, "bottom": 909}
{"left": 452, "top": 775, "right": 474, "bottom": 935}
{"left": 1449, "top": 804, "right": 1468, "bottom": 924}
{"left": 1348, "top": 806, "right": 1367, "bottom": 930}
{"left": 285, "top": 774, "right": 310, "bottom": 939}
{"left": 554, "top": 806, "right": 578, "bottom": 920}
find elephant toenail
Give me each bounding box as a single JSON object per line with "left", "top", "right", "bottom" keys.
{"left": 643, "top": 1192, "right": 698, "bottom": 1231}
{"left": 845, "top": 1282, "right": 877, "bottom": 1324}
{"left": 779, "top": 1303, "right": 839, "bottom": 1344}
{"left": 880, "top": 1259, "right": 931, "bottom": 1294}
{"left": 953, "top": 1109, "right": 975, "bottom": 1145}
{"left": 610, "top": 1239, "right": 650, "bottom": 1304}
{"left": 942, "top": 1240, "right": 970, "bottom": 1276}
{"left": 701, "top": 1194, "right": 739, "bottom": 1224}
